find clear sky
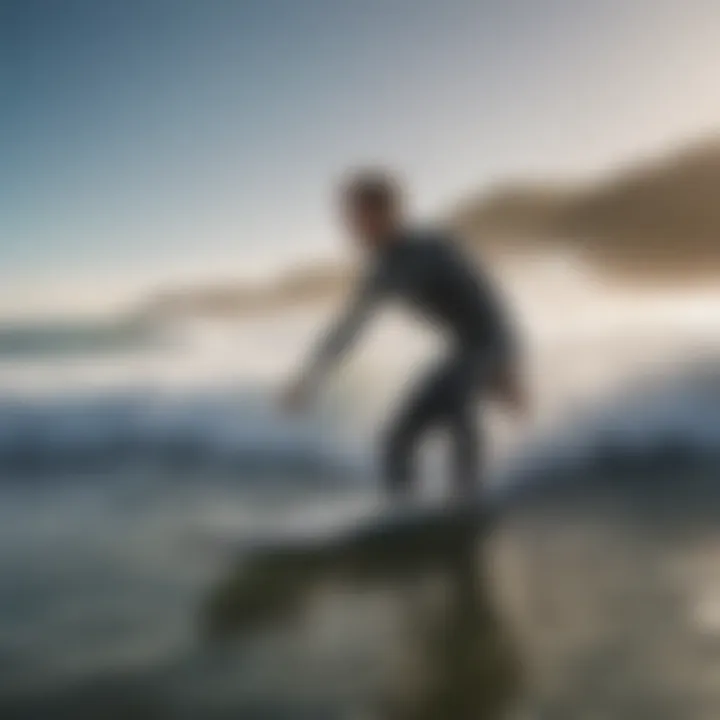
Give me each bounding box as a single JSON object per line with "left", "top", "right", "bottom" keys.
{"left": 1, "top": 0, "right": 719, "bottom": 310}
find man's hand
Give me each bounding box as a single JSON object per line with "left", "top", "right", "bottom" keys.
{"left": 279, "top": 376, "right": 314, "bottom": 415}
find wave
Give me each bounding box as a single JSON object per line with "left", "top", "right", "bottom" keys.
{"left": 0, "top": 358, "right": 717, "bottom": 485}
{"left": 498, "top": 359, "right": 720, "bottom": 503}
{"left": 0, "top": 388, "right": 354, "bottom": 480}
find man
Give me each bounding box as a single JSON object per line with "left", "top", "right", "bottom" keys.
{"left": 282, "top": 171, "right": 525, "bottom": 499}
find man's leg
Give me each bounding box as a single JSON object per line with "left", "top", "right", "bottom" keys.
{"left": 444, "top": 347, "right": 497, "bottom": 498}
{"left": 381, "top": 361, "right": 452, "bottom": 498}
{"left": 447, "top": 400, "right": 482, "bottom": 498}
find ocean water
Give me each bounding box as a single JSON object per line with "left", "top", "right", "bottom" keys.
{"left": 0, "top": 263, "right": 719, "bottom": 719}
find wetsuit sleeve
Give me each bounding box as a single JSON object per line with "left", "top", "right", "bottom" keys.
{"left": 300, "top": 264, "right": 388, "bottom": 391}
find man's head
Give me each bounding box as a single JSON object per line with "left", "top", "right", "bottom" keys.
{"left": 339, "top": 170, "right": 404, "bottom": 249}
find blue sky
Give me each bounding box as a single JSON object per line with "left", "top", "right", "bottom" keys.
{"left": 1, "top": 0, "right": 719, "bottom": 308}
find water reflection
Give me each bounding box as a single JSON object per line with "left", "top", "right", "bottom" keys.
{"left": 203, "top": 507, "right": 524, "bottom": 719}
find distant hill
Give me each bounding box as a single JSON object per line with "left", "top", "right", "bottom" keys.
{"left": 144, "top": 262, "right": 353, "bottom": 319}
{"left": 454, "top": 137, "right": 720, "bottom": 277}
{"left": 452, "top": 183, "right": 577, "bottom": 250}
{"left": 145, "top": 136, "right": 720, "bottom": 318}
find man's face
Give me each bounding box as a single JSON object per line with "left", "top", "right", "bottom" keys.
{"left": 342, "top": 199, "right": 394, "bottom": 250}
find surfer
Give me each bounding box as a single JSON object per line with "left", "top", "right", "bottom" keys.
{"left": 282, "top": 171, "right": 526, "bottom": 498}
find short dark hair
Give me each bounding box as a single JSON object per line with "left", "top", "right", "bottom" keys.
{"left": 341, "top": 169, "right": 401, "bottom": 212}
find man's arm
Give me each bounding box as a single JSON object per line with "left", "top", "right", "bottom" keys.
{"left": 282, "top": 265, "right": 387, "bottom": 409}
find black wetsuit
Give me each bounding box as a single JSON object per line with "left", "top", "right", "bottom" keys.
{"left": 303, "top": 228, "right": 516, "bottom": 496}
